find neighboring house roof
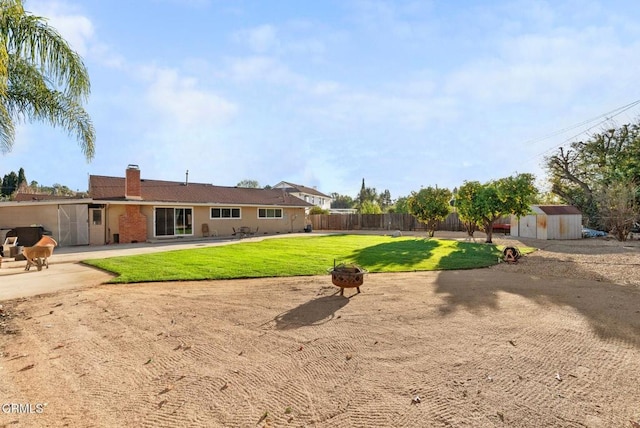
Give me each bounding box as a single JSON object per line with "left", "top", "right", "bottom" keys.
{"left": 14, "top": 193, "right": 88, "bottom": 202}
{"left": 535, "top": 205, "right": 582, "bottom": 215}
{"left": 273, "top": 181, "right": 331, "bottom": 198}
{"left": 89, "top": 175, "right": 312, "bottom": 207}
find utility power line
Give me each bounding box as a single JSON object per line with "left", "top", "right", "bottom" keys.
{"left": 520, "top": 99, "right": 640, "bottom": 167}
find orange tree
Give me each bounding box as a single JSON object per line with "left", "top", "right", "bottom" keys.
{"left": 407, "top": 186, "right": 452, "bottom": 237}
{"left": 457, "top": 174, "right": 537, "bottom": 243}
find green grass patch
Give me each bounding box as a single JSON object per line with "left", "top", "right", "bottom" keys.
{"left": 83, "top": 235, "right": 532, "bottom": 283}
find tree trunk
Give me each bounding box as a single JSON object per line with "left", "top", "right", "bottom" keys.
{"left": 427, "top": 220, "right": 437, "bottom": 237}
{"left": 464, "top": 221, "right": 476, "bottom": 237}
{"left": 484, "top": 221, "right": 494, "bottom": 243}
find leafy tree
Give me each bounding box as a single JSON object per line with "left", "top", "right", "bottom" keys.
{"left": 330, "top": 192, "right": 355, "bottom": 209}
{"left": 309, "top": 206, "right": 329, "bottom": 215}
{"left": 357, "top": 178, "right": 378, "bottom": 209}
{"left": 457, "top": 174, "right": 537, "bottom": 243}
{"left": 391, "top": 196, "right": 410, "bottom": 214}
{"left": 456, "top": 181, "right": 484, "bottom": 237}
{"left": 535, "top": 190, "right": 562, "bottom": 205}
{"left": 594, "top": 180, "right": 639, "bottom": 241}
{"left": 236, "top": 179, "right": 259, "bottom": 188}
{"left": 361, "top": 187, "right": 378, "bottom": 203}
{"left": 377, "top": 189, "right": 392, "bottom": 211}
{"left": 51, "top": 183, "right": 75, "bottom": 195}
{"left": 359, "top": 200, "right": 382, "bottom": 214}
{"left": 407, "top": 186, "right": 452, "bottom": 237}
{"left": 1, "top": 0, "right": 95, "bottom": 158}
{"left": 546, "top": 123, "right": 640, "bottom": 228}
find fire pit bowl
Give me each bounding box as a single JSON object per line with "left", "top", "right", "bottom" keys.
{"left": 328, "top": 263, "right": 367, "bottom": 295}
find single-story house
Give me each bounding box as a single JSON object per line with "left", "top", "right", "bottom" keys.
{"left": 272, "top": 181, "right": 332, "bottom": 211}
{"left": 0, "top": 165, "right": 313, "bottom": 246}
{"left": 510, "top": 205, "right": 583, "bottom": 240}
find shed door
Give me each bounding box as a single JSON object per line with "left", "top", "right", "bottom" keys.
{"left": 58, "top": 204, "right": 89, "bottom": 246}
{"left": 518, "top": 215, "right": 537, "bottom": 238}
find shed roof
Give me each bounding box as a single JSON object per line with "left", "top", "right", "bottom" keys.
{"left": 535, "top": 205, "right": 582, "bottom": 215}
{"left": 89, "top": 175, "right": 312, "bottom": 207}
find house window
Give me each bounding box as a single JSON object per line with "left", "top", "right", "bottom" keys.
{"left": 155, "top": 207, "right": 193, "bottom": 237}
{"left": 92, "top": 209, "right": 102, "bottom": 225}
{"left": 258, "top": 208, "right": 283, "bottom": 219}
{"left": 211, "top": 207, "right": 241, "bottom": 219}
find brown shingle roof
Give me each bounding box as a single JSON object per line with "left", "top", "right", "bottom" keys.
{"left": 536, "top": 205, "right": 582, "bottom": 215}
{"left": 89, "top": 175, "right": 312, "bottom": 207}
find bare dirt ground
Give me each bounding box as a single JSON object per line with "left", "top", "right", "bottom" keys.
{"left": 1, "top": 233, "right": 639, "bottom": 427}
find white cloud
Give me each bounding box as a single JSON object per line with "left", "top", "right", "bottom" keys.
{"left": 142, "top": 67, "right": 238, "bottom": 127}
{"left": 443, "top": 26, "right": 640, "bottom": 105}
{"left": 310, "top": 81, "right": 342, "bottom": 96}
{"left": 300, "top": 87, "right": 458, "bottom": 133}
{"left": 29, "top": 0, "right": 124, "bottom": 69}
{"left": 349, "top": 0, "right": 435, "bottom": 39}
{"left": 233, "top": 23, "right": 328, "bottom": 61}
{"left": 152, "top": 0, "right": 212, "bottom": 8}
{"left": 28, "top": 0, "right": 94, "bottom": 55}
{"left": 226, "top": 55, "right": 306, "bottom": 87}
{"left": 235, "top": 24, "right": 280, "bottom": 53}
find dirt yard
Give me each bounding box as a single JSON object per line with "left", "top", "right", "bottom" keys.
{"left": 1, "top": 234, "right": 639, "bottom": 427}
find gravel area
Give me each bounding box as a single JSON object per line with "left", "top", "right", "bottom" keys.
{"left": 488, "top": 235, "right": 640, "bottom": 287}
{"left": 1, "top": 232, "right": 639, "bottom": 427}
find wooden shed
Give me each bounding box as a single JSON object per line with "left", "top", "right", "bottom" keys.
{"left": 511, "top": 205, "right": 583, "bottom": 240}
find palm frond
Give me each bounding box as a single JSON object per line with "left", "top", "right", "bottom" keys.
{"left": 9, "top": 16, "right": 90, "bottom": 100}
{"left": 0, "top": 0, "right": 94, "bottom": 159}
{"left": 7, "top": 56, "right": 95, "bottom": 159}
{"left": 0, "top": 102, "right": 15, "bottom": 153}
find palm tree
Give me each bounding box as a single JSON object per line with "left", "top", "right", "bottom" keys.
{"left": 0, "top": 0, "right": 95, "bottom": 159}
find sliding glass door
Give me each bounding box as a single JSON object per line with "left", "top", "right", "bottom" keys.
{"left": 175, "top": 208, "right": 193, "bottom": 235}
{"left": 155, "top": 207, "right": 192, "bottom": 237}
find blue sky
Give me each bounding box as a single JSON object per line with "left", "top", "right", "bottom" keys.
{"left": 4, "top": 0, "right": 640, "bottom": 200}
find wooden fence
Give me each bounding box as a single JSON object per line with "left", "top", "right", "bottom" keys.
{"left": 309, "top": 212, "right": 467, "bottom": 232}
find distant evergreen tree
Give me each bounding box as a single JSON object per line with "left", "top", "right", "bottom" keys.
{"left": 17, "top": 167, "right": 26, "bottom": 186}
{"left": 1, "top": 171, "right": 18, "bottom": 196}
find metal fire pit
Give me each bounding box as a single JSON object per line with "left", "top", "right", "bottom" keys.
{"left": 328, "top": 262, "right": 367, "bottom": 296}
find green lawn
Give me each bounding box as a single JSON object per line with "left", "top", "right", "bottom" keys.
{"left": 83, "top": 234, "right": 523, "bottom": 284}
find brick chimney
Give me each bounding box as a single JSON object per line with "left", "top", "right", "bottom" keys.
{"left": 125, "top": 164, "right": 142, "bottom": 200}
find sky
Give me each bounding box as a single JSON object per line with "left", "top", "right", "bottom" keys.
{"left": 3, "top": 0, "right": 640, "bottom": 200}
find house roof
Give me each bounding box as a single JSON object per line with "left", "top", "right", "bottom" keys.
{"left": 14, "top": 193, "right": 88, "bottom": 202}
{"left": 535, "top": 205, "right": 582, "bottom": 215}
{"left": 89, "top": 175, "right": 313, "bottom": 207}
{"left": 274, "top": 181, "right": 331, "bottom": 198}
